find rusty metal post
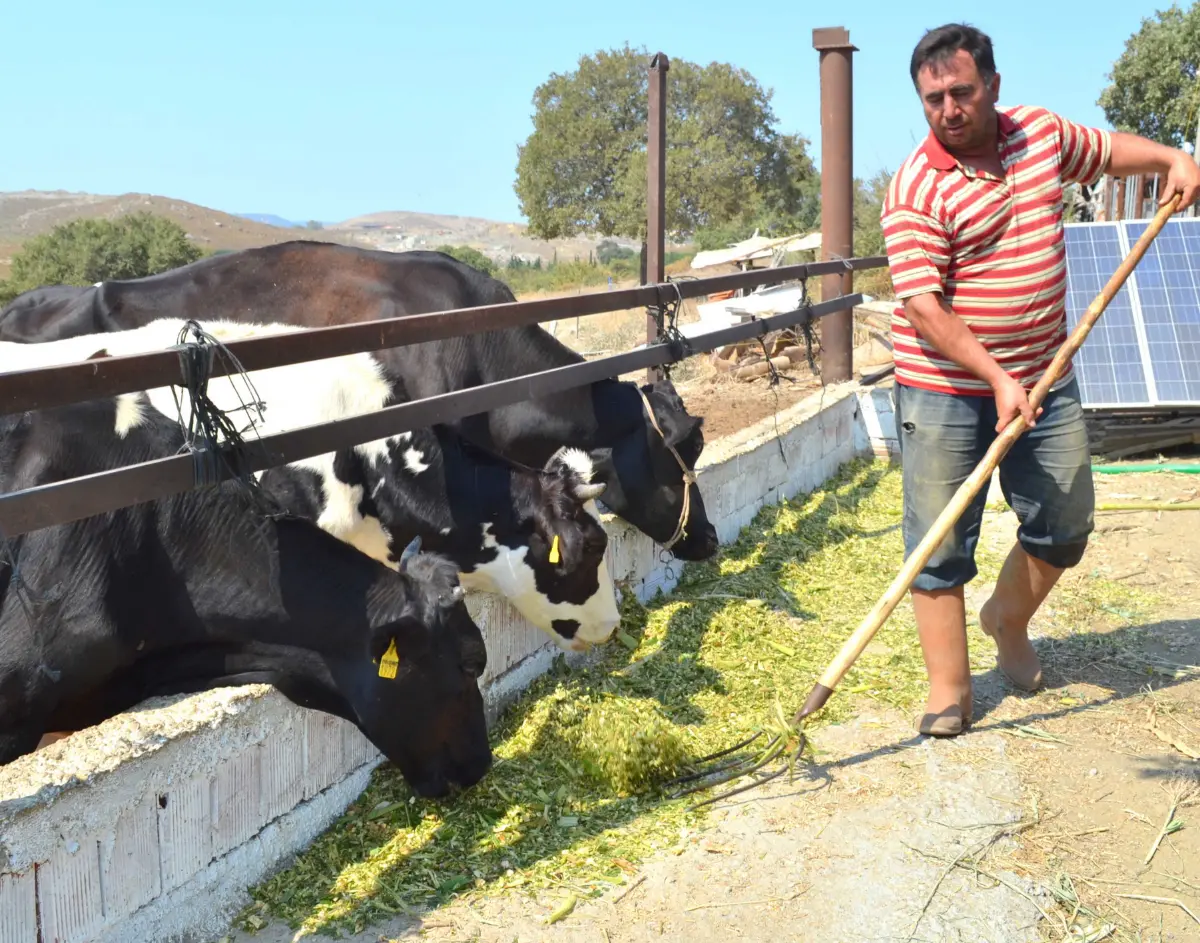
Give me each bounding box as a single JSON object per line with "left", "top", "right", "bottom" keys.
{"left": 812, "top": 27, "right": 857, "bottom": 384}
{"left": 645, "top": 52, "right": 669, "bottom": 384}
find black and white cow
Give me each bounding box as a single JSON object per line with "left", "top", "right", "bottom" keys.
{"left": 9, "top": 319, "right": 621, "bottom": 651}
{"left": 0, "top": 392, "right": 492, "bottom": 798}
{"left": 0, "top": 242, "right": 720, "bottom": 560}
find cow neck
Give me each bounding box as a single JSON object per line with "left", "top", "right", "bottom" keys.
{"left": 262, "top": 515, "right": 382, "bottom": 648}
{"left": 432, "top": 431, "right": 536, "bottom": 532}
{"left": 469, "top": 329, "right": 609, "bottom": 450}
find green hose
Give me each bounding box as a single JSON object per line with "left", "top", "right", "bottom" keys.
{"left": 1092, "top": 462, "right": 1200, "bottom": 474}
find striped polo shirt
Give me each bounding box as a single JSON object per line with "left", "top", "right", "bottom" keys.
{"left": 880, "top": 105, "right": 1112, "bottom": 395}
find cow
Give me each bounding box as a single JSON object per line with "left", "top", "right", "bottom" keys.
{"left": 0, "top": 242, "right": 720, "bottom": 561}
{"left": 0, "top": 391, "right": 493, "bottom": 798}
{"left": 6, "top": 318, "right": 621, "bottom": 651}
{"left": 0, "top": 283, "right": 91, "bottom": 340}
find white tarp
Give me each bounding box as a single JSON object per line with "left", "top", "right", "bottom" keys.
{"left": 683, "top": 283, "right": 812, "bottom": 337}
{"left": 690, "top": 231, "right": 822, "bottom": 270}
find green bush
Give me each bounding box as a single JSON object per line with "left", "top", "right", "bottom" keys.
{"left": 2, "top": 212, "right": 203, "bottom": 303}
{"left": 434, "top": 243, "right": 498, "bottom": 277}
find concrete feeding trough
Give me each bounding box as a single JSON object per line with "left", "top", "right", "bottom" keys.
{"left": 0, "top": 380, "right": 898, "bottom": 943}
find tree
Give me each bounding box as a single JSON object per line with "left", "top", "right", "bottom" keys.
{"left": 434, "top": 243, "right": 498, "bottom": 277}
{"left": 514, "top": 44, "right": 819, "bottom": 242}
{"left": 853, "top": 169, "right": 892, "bottom": 258}
{"left": 1097, "top": 3, "right": 1200, "bottom": 147}
{"left": 2, "top": 213, "right": 203, "bottom": 302}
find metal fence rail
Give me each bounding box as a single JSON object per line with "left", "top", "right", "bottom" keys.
{"left": 0, "top": 291, "right": 865, "bottom": 537}
{"left": 0, "top": 29, "right": 886, "bottom": 541}
{"left": 0, "top": 257, "right": 886, "bottom": 417}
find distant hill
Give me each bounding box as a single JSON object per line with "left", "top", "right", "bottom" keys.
{"left": 0, "top": 190, "right": 649, "bottom": 282}
{"left": 322, "top": 208, "right": 640, "bottom": 266}
{"left": 236, "top": 213, "right": 306, "bottom": 229}
{"left": 0, "top": 190, "right": 369, "bottom": 280}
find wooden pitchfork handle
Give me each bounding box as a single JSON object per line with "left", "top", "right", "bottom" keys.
{"left": 792, "top": 193, "right": 1182, "bottom": 726}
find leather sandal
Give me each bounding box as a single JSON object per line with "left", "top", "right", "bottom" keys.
{"left": 917, "top": 703, "right": 972, "bottom": 737}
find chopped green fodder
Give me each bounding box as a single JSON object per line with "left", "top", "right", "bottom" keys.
{"left": 576, "top": 696, "right": 691, "bottom": 795}
{"left": 240, "top": 458, "right": 1155, "bottom": 938}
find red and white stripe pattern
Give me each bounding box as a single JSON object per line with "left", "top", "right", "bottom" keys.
{"left": 881, "top": 105, "right": 1112, "bottom": 395}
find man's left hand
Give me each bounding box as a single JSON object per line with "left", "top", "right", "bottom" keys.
{"left": 1159, "top": 151, "right": 1200, "bottom": 210}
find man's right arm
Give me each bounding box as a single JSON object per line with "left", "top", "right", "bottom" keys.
{"left": 881, "top": 196, "right": 1040, "bottom": 429}
{"left": 903, "top": 291, "right": 1042, "bottom": 430}
{"left": 902, "top": 291, "right": 1009, "bottom": 389}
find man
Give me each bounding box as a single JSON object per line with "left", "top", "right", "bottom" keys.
{"left": 881, "top": 23, "right": 1200, "bottom": 736}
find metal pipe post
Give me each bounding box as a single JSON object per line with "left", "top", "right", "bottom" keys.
{"left": 812, "top": 27, "right": 857, "bottom": 384}
{"left": 646, "top": 51, "right": 669, "bottom": 384}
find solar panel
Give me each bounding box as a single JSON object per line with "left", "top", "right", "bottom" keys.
{"left": 1062, "top": 223, "right": 1153, "bottom": 408}
{"left": 1121, "top": 217, "right": 1200, "bottom": 405}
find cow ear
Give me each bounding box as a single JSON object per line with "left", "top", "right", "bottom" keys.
{"left": 641, "top": 376, "right": 677, "bottom": 397}
{"left": 369, "top": 615, "right": 428, "bottom": 674}
{"left": 397, "top": 535, "right": 422, "bottom": 572}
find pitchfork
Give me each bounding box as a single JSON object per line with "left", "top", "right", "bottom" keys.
{"left": 665, "top": 194, "right": 1183, "bottom": 808}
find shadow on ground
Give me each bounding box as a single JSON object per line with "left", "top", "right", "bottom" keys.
{"left": 240, "top": 459, "right": 1194, "bottom": 939}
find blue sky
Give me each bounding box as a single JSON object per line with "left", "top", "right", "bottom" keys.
{"left": 6, "top": 1, "right": 1150, "bottom": 226}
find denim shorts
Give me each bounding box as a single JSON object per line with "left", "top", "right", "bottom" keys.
{"left": 892, "top": 376, "right": 1095, "bottom": 591}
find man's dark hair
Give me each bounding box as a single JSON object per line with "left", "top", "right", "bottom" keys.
{"left": 910, "top": 23, "right": 997, "bottom": 87}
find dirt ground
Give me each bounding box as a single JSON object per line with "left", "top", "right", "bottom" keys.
{"left": 673, "top": 369, "right": 825, "bottom": 443}
{"left": 223, "top": 276, "right": 1200, "bottom": 943}
{"left": 224, "top": 465, "right": 1200, "bottom": 943}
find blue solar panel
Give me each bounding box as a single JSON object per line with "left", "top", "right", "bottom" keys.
{"left": 1121, "top": 218, "right": 1200, "bottom": 405}
{"left": 1063, "top": 223, "right": 1153, "bottom": 407}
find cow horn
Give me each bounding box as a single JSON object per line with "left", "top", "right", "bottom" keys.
{"left": 572, "top": 481, "right": 606, "bottom": 502}
{"left": 398, "top": 535, "right": 422, "bottom": 572}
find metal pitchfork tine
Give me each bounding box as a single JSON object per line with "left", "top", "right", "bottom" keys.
{"left": 663, "top": 698, "right": 816, "bottom": 805}
{"left": 661, "top": 731, "right": 764, "bottom": 794}
{"left": 791, "top": 194, "right": 1182, "bottom": 734}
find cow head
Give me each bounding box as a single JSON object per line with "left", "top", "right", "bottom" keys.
{"left": 591, "top": 378, "right": 719, "bottom": 562}
{"left": 463, "top": 447, "right": 620, "bottom": 653}
{"left": 356, "top": 538, "right": 492, "bottom": 798}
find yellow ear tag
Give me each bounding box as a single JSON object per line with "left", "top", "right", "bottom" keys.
{"left": 548, "top": 534, "right": 561, "bottom": 564}
{"left": 378, "top": 638, "right": 400, "bottom": 680}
